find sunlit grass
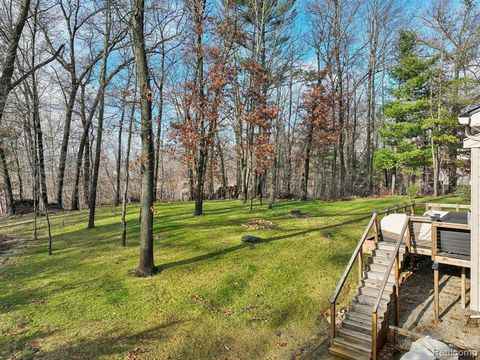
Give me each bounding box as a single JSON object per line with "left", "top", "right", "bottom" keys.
{"left": 0, "top": 195, "right": 461, "bottom": 359}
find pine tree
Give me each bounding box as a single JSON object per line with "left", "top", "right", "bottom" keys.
{"left": 375, "top": 30, "right": 433, "bottom": 194}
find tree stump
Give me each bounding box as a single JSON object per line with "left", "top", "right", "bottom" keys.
{"left": 241, "top": 235, "right": 262, "bottom": 244}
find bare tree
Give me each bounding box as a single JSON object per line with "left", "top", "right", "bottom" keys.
{"left": 131, "top": 0, "right": 156, "bottom": 276}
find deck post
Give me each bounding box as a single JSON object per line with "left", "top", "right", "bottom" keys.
{"left": 394, "top": 253, "right": 400, "bottom": 326}
{"left": 371, "top": 311, "right": 378, "bottom": 360}
{"left": 374, "top": 211, "right": 379, "bottom": 242}
{"left": 330, "top": 302, "right": 335, "bottom": 345}
{"left": 431, "top": 223, "right": 437, "bottom": 262}
{"left": 461, "top": 267, "right": 466, "bottom": 309}
{"left": 433, "top": 262, "right": 440, "bottom": 324}
{"left": 410, "top": 201, "right": 415, "bottom": 214}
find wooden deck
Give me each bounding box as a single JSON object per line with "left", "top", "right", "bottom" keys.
{"left": 410, "top": 215, "right": 471, "bottom": 268}
{"left": 329, "top": 203, "right": 473, "bottom": 359}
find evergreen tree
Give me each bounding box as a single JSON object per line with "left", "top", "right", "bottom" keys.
{"left": 375, "top": 30, "right": 433, "bottom": 194}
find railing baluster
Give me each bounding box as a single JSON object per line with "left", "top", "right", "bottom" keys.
{"left": 358, "top": 249, "right": 364, "bottom": 285}
{"left": 372, "top": 311, "right": 378, "bottom": 360}
{"left": 394, "top": 252, "right": 400, "bottom": 326}
{"left": 330, "top": 303, "right": 336, "bottom": 345}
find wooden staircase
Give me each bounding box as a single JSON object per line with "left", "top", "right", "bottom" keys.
{"left": 328, "top": 204, "right": 414, "bottom": 360}
{"left": 329, "top": 241, "right": 407, "bottom": 359}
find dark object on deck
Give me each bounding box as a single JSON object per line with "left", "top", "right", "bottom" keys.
{"left": 438, "top": 212, "right": 470, "bottom": 256}
{"left": 241, "top": 235, "right": 262, "bottom": 243}
{"left": 290, "top": 210, "right": 306, "bottom": 218}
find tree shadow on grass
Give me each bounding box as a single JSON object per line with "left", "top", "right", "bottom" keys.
{"left": 36, "top": 320, "right": 187, "bottom": 360}
{"left": 158, "top": 214, "right": 371, "bottom": 273}
{"left": 2, "top": 327, "right": 58, "bottom": 359}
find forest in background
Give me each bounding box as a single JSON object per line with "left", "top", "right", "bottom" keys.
{"left": 1, "top": 0, "right": 479, "bottom": 219}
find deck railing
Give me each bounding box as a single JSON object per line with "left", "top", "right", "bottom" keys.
{"left": 371, "top": 216, "right": 410, "bottom": 360}
{"left": 425, "top": 202, "right": 470, "bottom": 212}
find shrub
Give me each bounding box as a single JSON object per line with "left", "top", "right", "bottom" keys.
{"left": 454, "top": 185, "right": 470, "bottom": 202}
{"left": 406, "top": 184, "right": 419, "bottom": 199}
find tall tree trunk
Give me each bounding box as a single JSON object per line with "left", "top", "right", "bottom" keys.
{"left": 217, "top": 136, "right": 227, "bottom": 199}
{"left": 193, "top": 0, "right": 208, "bottom": 216}
{"left": 366, "top": 0, "right": 378, "bottom": 195}
{"left": 32, "top": 78, "right": 48, "bottom": 205}
{"left": 153, "top": 46, "right": 165, "bottom": 201}
{"left": 115, "top": 93, "right": 128, "bottom": 206}
{"left": 13, "top": 143, "right": 23, "bottom": 200}
{"left": 284, "top": 50, "right": 295, "bottom": 195}
{"left": 71, "top": 84, "right": 89, "bottom": 210}
{"left": 114, "top": 99, "right": 125, "bottom": 206}
{"left": 55, "top": 81, "right": 79, "bottom": 207}
{"left": 83, "top": 133, "right": 91, "bottom": 207}
{"left": 122, "top": 94, "right": 136, "bottom": 246}
{"left": 88, "top": 2, "right": 111, "bottom": 229}
{"left": 29, "top": 5, "right": 49, "bottom": 206}
{"left": 302, "top": 122, "right": 314, "bottom": 201}
{"left": 131, "top": 0, "right": 156, "bottom": 276}
{"left": 0, "top": 0, "right": 31, "bottom": 215}
{"left": 333, "top": 0, "right": 346, "bottom": 197}
{"left": 268, "top": 145, "right": 278, "bottom": 209}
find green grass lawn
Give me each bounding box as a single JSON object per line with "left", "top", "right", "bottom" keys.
{"left": 0, "top": 196, "right": 461, "bottom": 359}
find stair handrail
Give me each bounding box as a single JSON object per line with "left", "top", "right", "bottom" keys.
{"left": 330, "top": 211, "right": 378, "bottom": 305}
{"left": 371, "top": 215, "right": 410, "bottom": 360}
{"left": 371, "top": 216, "right": 409, "bottom": 313}
{"left": 328, "top": 211, "right": 378, "bottom": 345}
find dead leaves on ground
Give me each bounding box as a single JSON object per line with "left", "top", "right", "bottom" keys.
{"left": 126, "top": 347, "right": 146, "bottom": 360}
{"left": 241, "top": 219, "right": 275, "bottom": 230}
{"left": 191, "top": 295, "right": 232, "bottom": 317}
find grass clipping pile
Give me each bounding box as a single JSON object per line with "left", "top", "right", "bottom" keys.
{"left": 241, "top": 219, "right": 275, "bottom": 230}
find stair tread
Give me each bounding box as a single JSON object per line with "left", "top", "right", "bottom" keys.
{"left": 365, "top": 270, "right": 395, "bottom": 281}
{"left": 329, "top": 344, "right": 371, "bottom": 360}
{"left": 334, "top": 335, "right": 372, "bottom": 353}
{"left": 338, "top": 327, "right": 372, "bottom": 342}
{"left": 373, "top": 248, "right": 406, "bottom": 255}
{"left": 353, "top": 296, "right": 388, "bottom": 306}
{"left": 371, "top": 256, "right": 392, "bottom": 265}
{"left": 342, "top": 318, "right": 376, "bottom": 330}
{"left": 351, "top": 302, "right": 388, "bottom": 315}
{"left": 362, "top": 278, "right": 394, "bottom": 286}
{"left": 368, "top": 261, "right": 389, "bottom": 267}
{"left": 358, "top": 285, "right": 391, "bottom": 297}
{"left": 346, "top": 309, "right": 385, "bottom": 320}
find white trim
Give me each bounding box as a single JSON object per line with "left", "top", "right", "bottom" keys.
{"left": 471, "top": 148, "right": 479, "bottom": 311}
